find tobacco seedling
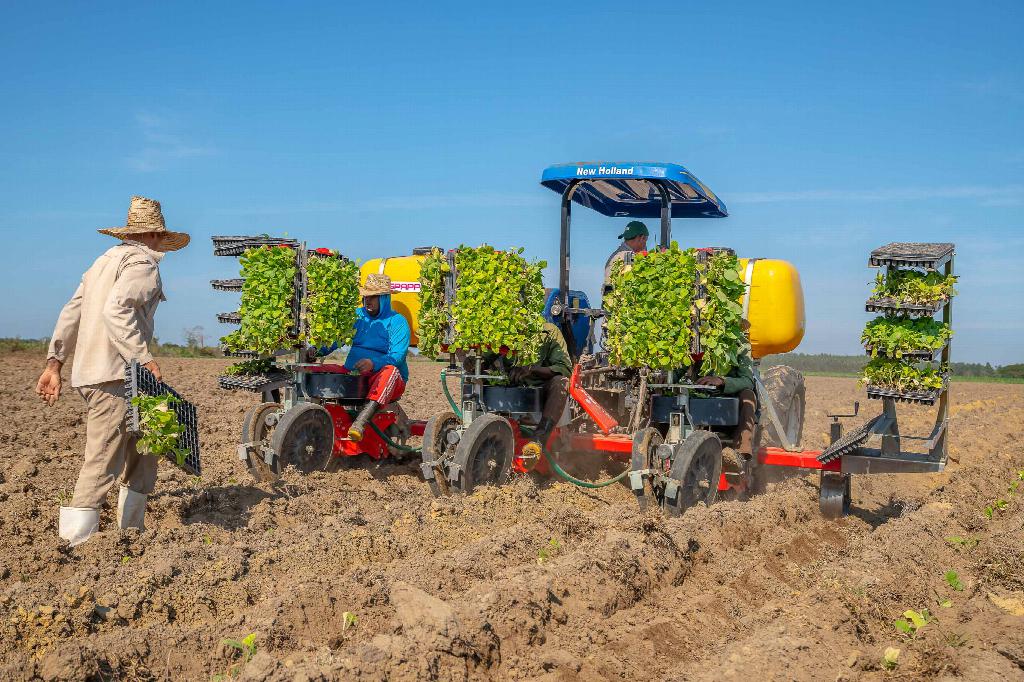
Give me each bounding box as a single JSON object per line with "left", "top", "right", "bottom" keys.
{"left": 860, "top": 358, "right": 947, "bottom": 393}
{"left": 303, "top": 252, "right": 360, "bottom": 348}
{"left": 984, "top": 498, "right": 1009, "bottom": 519}
{"left": 881, "top": 647, "right": 901, "bottom": 670}
{"left": 861, "top": 316, "right": 952, "bottom": 359}
{"left": 944, "top": 536, "right": 978, "bottom": 549}
{"left": 944, "top": 570, "right": 964, "bottom": 592}
{"left": 225, "top": 245, "right": 298, "bottom": 355}
{"left": 894, "top": 609, "right": 931, "bottom": 638}
{"left": 870, "top": 270, "right": 958, "bottom": 306}
{"left": 537, "top": 538, "right": 561, "bottom": 565}
{"left": 342, "top": 612, "right": 358, "bottom": 631}
{"left": 213, "top": 632, "right": 258, "bottom": 680}
{"left": 131, "top": 394, "right": 189, "bottom": 466}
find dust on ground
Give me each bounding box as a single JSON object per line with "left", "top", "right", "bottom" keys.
{"left": 1, "top": 353, "right": 1022, "bottom": 681}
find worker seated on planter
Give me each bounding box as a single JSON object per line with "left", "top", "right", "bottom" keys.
{"left": 695, "top": 346, "right": 756, "bottom": 464}
{"left": 319, "top": 273, "right": 410, "bottom": 442}
{"left": 474, "top": 322, "right": 572, "bottom": 446}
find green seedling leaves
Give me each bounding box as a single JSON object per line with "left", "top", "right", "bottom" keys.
{"left": 944, "top": 570, "right": 964, "bottom": 591}
{"left": 224, "top": 246, "right": 298, "bottom": 354}
{"left": 860, "top": 357, "right": 948, "bottom": 393}
{"left": 223, "top": 358, "right": 274, "bottom": 376}
{"left": 342, "top": 612, "right": 358, "bottom": 631}
{"left": 303, "top": 253, "right": 360, "bottom": 348}
{"left": 417, "top": 245, "right": 547, "bottom": 363}
{"left": 944, "top": 536, "right": 978, "bottom": 549}
{"left": 871, "top": 270, "right": 958, "bottom": 306}
{"left": 537, "top": 538, "right": 562, "bottom": 565}
{"left": 882, "top": 646, "right": 901, "bottom": 670}
{"left": 861, "top": 316, "right": 953, "bottom": 359}
{"left": 130, "top": 394, "right": 189, "bottom": 466}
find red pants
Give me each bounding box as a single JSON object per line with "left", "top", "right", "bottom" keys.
{"left": 340, "top": 365, "right": 405, "bottom": 405}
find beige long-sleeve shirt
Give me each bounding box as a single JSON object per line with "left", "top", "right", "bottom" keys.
{"left": 47, "top": 241, "right": 166, "bottom": 388}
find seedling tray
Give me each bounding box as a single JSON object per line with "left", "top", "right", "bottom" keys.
{"left": 123, "top": 360, "right": 201, "bottom": 476}
{"left": 218, "top": 370, "right": 292, "bottom": 392}
{"left": 865, "top": 298, "right": 944, "bottom": 317}
{"left": 212, "top": 235, "right": 300, "bottom": 257}
{"left": 220, "top": 347, "right": 259, "bottom": 358}
{"left": 869, "top": 242, "right": 954, "bottom": 270}
{"left": 211, "top": 278, "right": 244, "bottom": 292}
{"left": 866, "top": 378, "right": 948, "bottom": 406}
{"left": 217, "top": 311, "right": 242, "bottom": 324}
{"left": 863, "top": 341, "right": 947, "bottom": 362}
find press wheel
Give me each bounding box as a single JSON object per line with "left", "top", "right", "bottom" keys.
{"left": 241, "top": 402, "right": 283, "bottom": 482}
{"left": 664, "top": 430, "right": 723, "bottom": 517}
{"left": 630, "top": 427, "right": 664, "bottom": 511}
{"left": 449, "top": 414, "right": 514, "bottom": 494}
{"left": 270, "top": 403, "right": 334, "bottom": 475}
{"left": 421, "top": 410, "right": 462, "bottom": 496}
{"left": 819, "top": 471, "right": 851, "bottom": 519}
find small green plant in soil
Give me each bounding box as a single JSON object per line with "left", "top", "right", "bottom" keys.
{"left": 212, "top": 633, "right": 258, "bottom": 680}
{"left": 342, "top": 612, "right": 358, "bottom": 631}
{"left": 861, "top": 358, "right": 947, "bottom": 393}
{"left": 881, "top": 646, "right": 901, "bottom": 670}
{"left": 944, "top": 570, "right": 964, "bottom": 592}
{"left": 944, "top": 536, "right": 978, "bottom": 549}
{"left": 537, "top": 538, "right": 562, "bottom": 565}
{"left": 984, "top": 498, "right": 1009, "bottom": 518}
{"left": 871, "top": 269, "right": 957, "bottom": 306}
{"left": 894, "top": 608, "right": 931, "bottom": 638}
{"left": 130, "top": 394, "right": 189, "bottom": 466}
{"left": 861, "top": 316, "right": 952, "bottom": 358}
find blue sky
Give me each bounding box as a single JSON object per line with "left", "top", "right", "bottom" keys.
{"left": 1, "top": 1, "right": 1021, "bottom": 364}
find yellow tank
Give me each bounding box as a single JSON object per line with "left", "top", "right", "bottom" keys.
{"left": 738, "top": 258, "right": 805, "bottom": 359}
{"left": 360, "top": 252, "right": 429, "bottom": 346}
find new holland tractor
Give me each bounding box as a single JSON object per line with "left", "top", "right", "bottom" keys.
{"left": 419, "top": 162, "right": 808, "bottom": 514}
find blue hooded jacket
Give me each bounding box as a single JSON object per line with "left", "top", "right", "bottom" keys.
{"left": 321, "top": 294, "right": 410, "bottom": 380}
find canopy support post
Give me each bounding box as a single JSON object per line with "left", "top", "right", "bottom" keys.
{"left": 654, "top": 181, "right": 672, "bottom": 247}
{"left": 559, "top": 180, "right": 581, "bottom": 361}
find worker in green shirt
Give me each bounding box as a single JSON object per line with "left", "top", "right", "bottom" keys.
{"left": 477, "top": 322, "right": 572, "bottom": 445}
{"left": 696, "top": 348, "right": 756, "bottom": 459}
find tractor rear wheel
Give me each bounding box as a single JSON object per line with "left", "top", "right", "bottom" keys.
{"left": 449, "top": 414, "right": 515, "bottom": 494}
{"left": 421, "top": 410, "right": 461, "bottom": 496}
{"left": 663, "top": 431, "right": 723, "bottom": 517}
{"left": 241, "top": 402, "right": 283, "bottom": 482}
{"left": 760, "top": 365, "right": 806, "bottom": 448}
{"left": 270, "top": 403, "right": 334, "bottom": 475}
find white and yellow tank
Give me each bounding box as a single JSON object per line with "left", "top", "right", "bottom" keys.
{"left": 360, "top": 249, "right": 433, "bottom": 347}
{"left": 738, "top": 258, "right": 805, "bottom": 359}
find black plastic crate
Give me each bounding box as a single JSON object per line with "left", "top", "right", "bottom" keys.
{"left": 123, "top": 361, "right": 201, "bottom": 476}
{"left": 866, "top": 381, "right": 947, "bottom": 406}
{"left": 482, "top": 385, "right": 542, "bottom": 415}
{"left": 218, "top": 371, "right": 292, "bottom": 393}
{"left": 211, "top": 278, "right": 244, "bottom": 292}
{"left": 651, "top": 395, "right": 739, "bottom": 426}
{"left": 865, "top": 298, "right": 943, "bottom": 317}
{"left": 212, "top": 235, "right": 299, "bottom": 257}
{"left": 869, "top": 242, "right": 954, "bottom": 270}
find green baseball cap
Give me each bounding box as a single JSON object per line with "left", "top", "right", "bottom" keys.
{"left": 617, "top": 220, "right": 649, "bottom": 240}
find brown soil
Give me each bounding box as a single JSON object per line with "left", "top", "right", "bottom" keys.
{"left": 1, "top": 353, "right": 1023, "bottom": 681}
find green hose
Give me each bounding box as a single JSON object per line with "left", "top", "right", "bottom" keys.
{"left": 368, "top": 421, "right": 421, "bottom": 453}
{"left": 440, "top": 368, "right": 463, "bottom": 418}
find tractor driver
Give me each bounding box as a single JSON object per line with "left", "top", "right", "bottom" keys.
{"left": 603, "top": 220, "right": 649, "bottom": 293}
{"left": 318, "top": 273, "right": 411, "bottom": 442}
{"left": 695, "top": 343, "right": 757, "bottom": 464}
{"left": 475, "top": 322, "right": 572, "bottom": 447}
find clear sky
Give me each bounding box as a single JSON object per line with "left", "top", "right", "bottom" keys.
{"left": 1, "top": 1, "right": 1021, "bottom": 364}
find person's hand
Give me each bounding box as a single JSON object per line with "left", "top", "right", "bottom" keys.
{"left": 143, "top": 360, "right": 162, "bottom": 383}
{"left": 354, "top": 358, "right": 374, "bottom": 374}
{"left": 36, "top": 363, "right": 62, "bottom": 406}
{"left": 303, "top": 346, "right": 320, "bottom": 363}
{"left": 508, "top": 366, "right": 534, "bottom": 384}
{"left": 696, "top": 375, "right": 724, "bottom": 389}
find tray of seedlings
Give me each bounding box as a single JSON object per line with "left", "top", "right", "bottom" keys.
{"left": 869, "top": 242, "right": 954, "bottom": 270}
{"left": 211, "top": 278, "right": 244, "bottom": 292}
{"left": 212, "top": 235, "right": 300, "bottom": 257}
{"left": 217, "top": 358, "right": 291, "bottom": 392}
{"left": 861, "top": 316, "right": 952, "bottom": 363}
{"left": 124, "top": 360, "right": 201, "bottom": 475}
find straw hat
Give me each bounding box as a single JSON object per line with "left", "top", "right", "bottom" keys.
{"left": 360, "top": 273, "right": 392, "bottom": 297}
{"left": 98, "top": 196, "right": 190, "bottom": 251}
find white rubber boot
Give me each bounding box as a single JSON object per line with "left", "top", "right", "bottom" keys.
{"left": 116, "top": 486, "right": 147, "bottom": 530}
{"left": 58, "top": 507, "right": 100, "bottom": 547}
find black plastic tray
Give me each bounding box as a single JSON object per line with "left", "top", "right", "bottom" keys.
{"left": 863, "top": 342, "right": 946, "bottom": 362}
{"left": 817, "top": 414, "right": 884, "bottom": 464}
{"left": 123, "top": 361, "right": 201, "bottom": 476}
{"left": 218, "top": 371, "right": 292, "bottom": 392}
{"left": 869, "top": 242, "right": 954, "bottom": 270}
{"left": 211, "top": 278, "right": 244, "bottom": 292}
{"left": 865, "top": 298, "right": 944, "bottom": 317}
{"left": 217, "top": 311, "right": 242, "bottom": 324}
{"left": 212, "top": 235, "right": 299, "bottom": 257}
{"left": 866, "top": 381, "right": 947, "bottom": 406}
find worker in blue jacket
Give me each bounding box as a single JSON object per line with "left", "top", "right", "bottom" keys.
{"left": 319, "top": 273, "right": 410, "bottom": 441}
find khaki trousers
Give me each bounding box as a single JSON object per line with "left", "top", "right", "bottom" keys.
{"left": 70, "top": 380, "right": 158, "bottom": 509}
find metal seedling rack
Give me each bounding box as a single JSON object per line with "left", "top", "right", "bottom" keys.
{"left": 124, "top": 360, "right": 202, "bottom": 476}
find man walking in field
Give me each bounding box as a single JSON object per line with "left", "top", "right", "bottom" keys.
{"left": 35, "top": 196, "right": 189, "bottom": 546}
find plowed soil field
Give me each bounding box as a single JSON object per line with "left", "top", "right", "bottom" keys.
{"left": 1, "top": 352, "right": 1023, "bottom": 681}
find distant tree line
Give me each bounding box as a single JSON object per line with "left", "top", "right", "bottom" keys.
{"left": 762, "top": 352, "right": 1024, "bottom": 379}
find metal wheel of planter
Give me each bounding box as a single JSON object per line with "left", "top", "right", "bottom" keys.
{"left": 421, "top": 410, "right": 461, "bottom": 497}
{"left": 761, "top": 365, "right": 806, "bottom": 448}
{"left": 241, "top": 402, "right": 283, "bottom": 482}
{"left": 270, "top": 403, "right": 334, "bottom": 475}
{"left": 450, "top": 413, "right": 515, "bottom": 494}
{"left": 819, "top": 471, "right": 851, "bottom": 519}
{"left": 631, "top": 427, "right": 664, "bottom": 511}
{"left": 663, "top": 431, "right": 723, "bottom": 517}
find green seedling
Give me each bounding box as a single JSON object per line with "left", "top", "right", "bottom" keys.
{"left": 222, "top": 245, "right": 297, "bottom": 354}
{"left": 984, "top": 498, "right": 1009, "bottom": 518}
{"left": 203, "top": 535, "right": 212, "bottom": 546}
{"left": 882, "top": 646, "right": 901, "bottom": 670}
{"left": 213, "top": 632, "right": 258, "bottom": 680}
{"left": 222, "top": 357, "right": 274, "bottom": 376}
{"left": 944, "top": 536, "right": 978, "bottom": 549}
{"left": 537, "top": 538, "right": 562, "bottom": 565}
{"left": 131, "top": 394, "right": 190, "bottom": 466}
{"left": 342, "top": 612, "right": 358, "bottom": 631}
{"left": 870, "top": 269, "right": 957, "bottom": 306}
{"left": 944, "top": 570, "right": 964, "bottom": 592}
{"left": 862, "top": 316, "right": 952, "bottom": 359}
{"left": 55, "top": 487, "right": 72, "bottom": 506}
{"left": 894, "top": 609, "right": 931, "bottom": 638}
{"left": 121, "top": 556, "right": 131, "bottom": 564}
{"left": 860, "top": 357, "right": 947, "bottom": 393}
{"left": 303, "top": 251, "right": 360, "bottom": 348}
{"left": 417, "top": 245, "right": 548, "bottom": 363}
